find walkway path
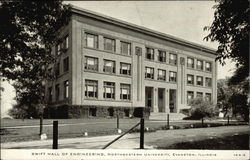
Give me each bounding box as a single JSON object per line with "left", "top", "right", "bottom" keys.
{"left": 1, "top": 125, "right": 248, "bottom": 149}
{"left": 2, "top": 119, "right": 233, "bottom": 129}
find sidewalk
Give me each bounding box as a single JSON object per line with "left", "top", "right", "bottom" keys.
{"left": 1, "top": 125, "right": 249, "bottom": 149}
{"left": 1, "top": 133, "right": 144, "bottom": 149}
{"left": 2, "top": 119, "right": 238, "bottom": 129}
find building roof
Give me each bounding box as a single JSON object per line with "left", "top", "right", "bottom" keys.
{"left": 70, "top": 5, "right": 217, "bottom": 55}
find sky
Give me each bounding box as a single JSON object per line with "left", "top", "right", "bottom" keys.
{"left": 1, "top": 1, "right": 236, "bottom": 117}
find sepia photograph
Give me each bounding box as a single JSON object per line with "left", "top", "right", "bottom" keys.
{"left": 0, "top": 1, "right": 249, "bottom": 160}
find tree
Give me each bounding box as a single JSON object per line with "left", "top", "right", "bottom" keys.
{"left": 217, "top": 78, "right": 249, "bottom": 121}
{"left": 188, "top": 98, "right": 219, "bottom": 120}
{"left": 217, "top": 79, "right": 232, "bottom": 116}
{"left": 204, "top": 0, "right": 249, "bottom": 83}
{"left": 0, "top": 1, "right": 70, "bottom": 118}
{"left": 204, "top": 0, "right": 249, "bottom": 122}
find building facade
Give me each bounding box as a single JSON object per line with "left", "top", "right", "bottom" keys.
{"left": 45, "top": 6, "right": 217, "bottom": 119}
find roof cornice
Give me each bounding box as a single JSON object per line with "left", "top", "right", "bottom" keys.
{"left": 70, "top": 5, "right": 217, "bottom": 55}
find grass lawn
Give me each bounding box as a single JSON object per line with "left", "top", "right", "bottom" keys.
{"left": 1, "top": 118, "right": 248, "bottom": 143}
{"left": 159, "top": 133, "right": 249, "bottom": 150}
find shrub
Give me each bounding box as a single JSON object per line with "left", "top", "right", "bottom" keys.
{"left": 180, "top": 109, "right": 190, "bottom": 116}
{"left": 188, "top": 98, "right": 219, "bottom": 120}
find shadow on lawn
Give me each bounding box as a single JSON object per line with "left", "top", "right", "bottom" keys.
{"left": 158, "top": 133, "right": 249, "bottom": 150}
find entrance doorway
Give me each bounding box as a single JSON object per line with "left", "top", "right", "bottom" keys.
{"left": 169, "top": 89, "right": 176, "bottom": 113}
{"left": 158, "top": 88, "right": 165, "bottom": 112}
{"left": 145, "top": 87, "right": 153, "bottom": 112}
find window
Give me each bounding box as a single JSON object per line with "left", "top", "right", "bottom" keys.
{"left": 197, "top": 92, "right": 203, "bottom": 98}
{"left": 157, "top": 69, "right": 166, "bottom": 81}
{"left": 157, "top": 50, "right": 166, "bottom": 62}
{"left": 85, "top": 80, "right": 98, "bottom": 98}
{"left": 103, "top": 60, "right": 115, "bottom": 73}
{"left": 56, "top": 43, "right": 61, "bottom": 55}
{"left": 103, "top": 82, "right": 115, "bottom": 99}
{"left": 64, "top": 80, "right": 69, "bottom": 99}
{"left": 85, "top": 56, "right": 98, "bottom": 71}
{"left": 86, "top": 33, "right": 98, "bottom": 49}
{"left": 197, "top": 60, "right": 203, "bottom": 70}
{"left": 196, "top": 76, "right": 203, "bottom": 86}
{"left": 169, "top": 53, "right": 177, "bottom": 65}
{"left": 65, "top": 36, "right": 69, "bottom": 49}
{"left": 120, "top": 84, "right": 131, "bottom": 100}
{"left": 205, "top": 62, "right": 212, "bottom": 72}
{"left": 187, "top": 57, "right": 194, "bottom": 68}
{"left": 55, "top": 62, "right": 60, "bottom": 77}
{"left": 169, "top": 71, "right": 177, "bottom": 82}
{"left": 205, "top": 77, "right": 212, "bottom": 87}
{"left": 145, "top": 67, "right": 154, "bottom": 79}
{"left": 121, "top": 41, "right": 131, "bottom": 55}
{"left": 48, "top": 87, "right": 52, "bottom": 102}
{"left": 55, "top": 84, "right": 60, "bottom": 101}
{"left": 104, "top": 37, "right": 115, "bottom": 52}
{"left": 187, "top": 91, "right": 194, "bottom": 104}
{"left": 62, "top": 35, "right": 69, "bottom": 50}
{"left": 187, "top": 74, "right": 194, "bottom": 85}
{"left": 63, "top": 57, "right": 69, "bottom": 72}
{"left": 146, "top": 47, "right": 154, "bottom": 60}
{"left": 205, "top": 93, "right": 212, "bottom": 101}
{"left": 120, "top": 63, "right": 131, "bottom": 75}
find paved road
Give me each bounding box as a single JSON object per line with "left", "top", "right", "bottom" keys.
{"left": 1, "top": 125, "right": 249, "bottom": 149}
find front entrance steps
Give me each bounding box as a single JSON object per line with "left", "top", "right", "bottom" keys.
{"left": 149, "top": 112, "right": 187, "bottom": 121}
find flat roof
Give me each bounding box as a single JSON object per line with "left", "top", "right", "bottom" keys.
{"left": 70, "top": 5, "right": 216, "bottom": 55}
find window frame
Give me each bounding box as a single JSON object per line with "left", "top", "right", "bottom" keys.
{"left": 169, "top": 71, "right": 177, "bottom": 82}
{"left": 146, "top": 47, "right": 154, "bottom": 60}
{"left": 65, "top": 35, "right": 69, "bottom": 49}
{"left": 205, "top": 93, "right": 212, "bottom": 101}
{"left": 85, "top": 33, "right": 98, "bottom": 49}
{"left": 63, "top": 57, "right": 69, "bottom": 72}
{"left": 187, "top": 91, "right": 194, "bottom": 104}
{"left": 157, "top": 69, "right": 166, "bottom": 81}
{"left": 145, "top": 67, "right": 154, "bottom": 79}
{"left": 120, "top": 41, "right": 131, "bottom": 55}
{"left": 187, "top": 57, "right": 194, "bottom": 68}
{"left": 196, "top": 76, "right": 204, "bottom": 86}
{"left": 85, "top": 80, "right": 98, "bottom": 99}
{"left": 64, "top": 80, "right": 69, "bottom": 99}
{"left": 169, "top": 53, "right": 177, "bottom": 65}
{"left": 104, "top": 37, "right": 115, "bottom": 52}
{"left": 85, "top": 56, "right": 98, "bottom": 71}
{"left": 103, "top": 59, "right": 115, "bottom": 74}
{"left": 56, "top": 43, "right": 61, "bottom": 55}
{"left": 157, "top": 50, "right": 166, "bottom": 62}
{"left": 196, "top": 59, "right": 204, "bottom": 70}
{"left": 205, "top": 62, "right": 212, "bottom": 72}
{"left": 61, "top": 35, "right": 69, "bottom": 51}
{"left": 187, "top": 74, "right": 194, "bottom": 85}
{"left": 120, "top": 83, "right": 131, "bottom": 100}
{"left": 120, "top": 62, "right": 131, "bottom": 75}
{"left": 103, "top": 81, "right": 115, "bottom": 99}
{"left": 205, "top": 77, "right": 212, "bottom": 87}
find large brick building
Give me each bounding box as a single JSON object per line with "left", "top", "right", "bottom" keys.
{"left": 45, "top": 5, "right": 217, "bottom": 119}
